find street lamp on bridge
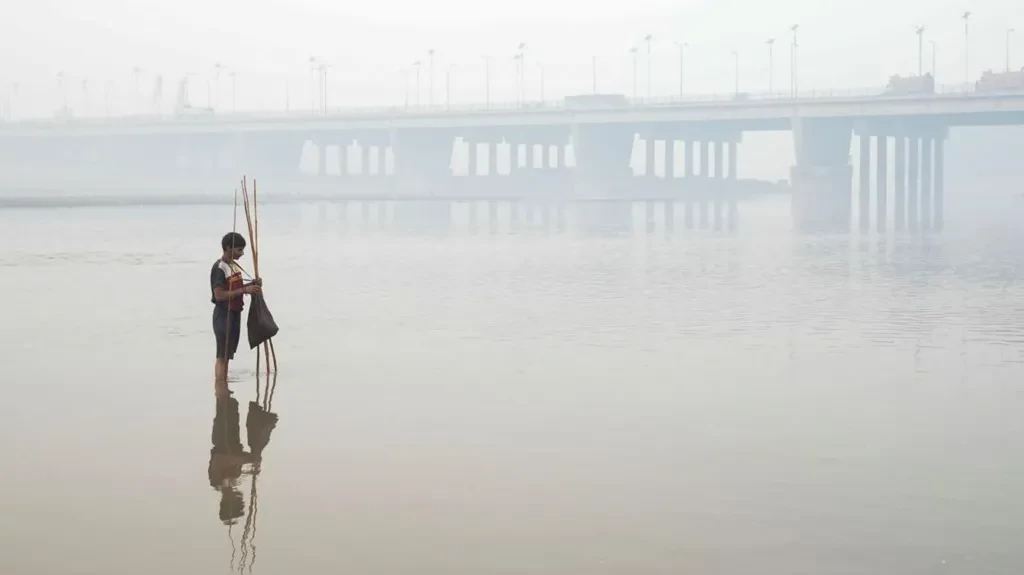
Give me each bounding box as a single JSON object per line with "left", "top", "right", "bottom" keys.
{"left": 731, "top": 50, "right": 739, "bottom": 95}
{"left": 630, "top": 46, "right": 639, "bottom": 100}
{"left": 916, "top": 26, "right": 926, "bottom": 76}
{"left": 963, "top": 12, "right": 971, "bottom": 84}
{"left": 674, "top": 42, "right": 688, "bottom": 97}
{"left": 790, "top": 24, "right": 799, "bottom": 97}
{"left": 428, "top": 49, "right": 436, "bottom": 107}
{"left": 413, "top": 60, "right": 422, "bottom": 107}
{"left": 1007, "top": 28, "right": 1016, "bottom": 72}
{"left": 766, "top": 38, "right": 775, "bottom": 94}
{"left": 644, "top": 34, "right": 653, "bottom": 100}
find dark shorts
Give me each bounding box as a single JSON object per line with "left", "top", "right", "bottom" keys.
{"left": 213, "top": 306, "right": 242, "bottom": 360}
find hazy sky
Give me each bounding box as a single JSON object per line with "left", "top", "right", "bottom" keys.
{"left": 1, "top": 0, "right": 1019, "bottom": 117}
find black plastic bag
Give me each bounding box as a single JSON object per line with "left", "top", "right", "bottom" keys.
{"left": 247, "top": 292, "right": 279, "bottom": 349}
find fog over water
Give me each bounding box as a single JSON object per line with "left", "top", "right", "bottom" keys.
{"left": 3, "top": 1, "right": 1024, "bottom": 573}
{"left": 0, "top": 190, "right": 1022, "bottom": 574}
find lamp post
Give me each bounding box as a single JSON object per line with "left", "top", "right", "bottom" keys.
{"left": 428, "top": 48, "right": 435, "bottom": 107}
{"left": 516, "top": 43, "right": 526, "bottom": 104}
{"left": 767, "top": 38, "right": 775, "bottom": 93}
{"left": 512, "top": 52, "right": 523, "bottom": 105}
{"left": 731, "top": 50, "right": 739, "bottom": 95}
{"left": 413, "top": 60, "right": 422, "bottom": 106}
{"left": 630, "top": 46, "right": 638, "bottom": 99}
{"left": 307, "top": 56, "right": 317, "bottom": 113}
{"left": 484, "top": 56, "right": 491, "bottom": 107}
{"left": 790, "top": 24, "right": 799, "bottom": 97}
{"left": 132, "top": 67, "right": 143, "bottom": 114}
{"left": 675, "top": 42, "right": 688, "bottom": 97}
{"left": 931, "top": 40, "right": 938, "bottom": 82}
{"left": 1007, "top": 28, "right": 1016, "bottom": 72}
{"left": 644, "top": 34, "right": 653, "bottom": 100}
{"left": 962, "top": 12, "right": 971, "bottom": 84}
{"left": 916, "top": 26, "right": 925, "bottom": 76}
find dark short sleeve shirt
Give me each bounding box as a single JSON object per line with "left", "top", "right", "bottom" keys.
{"left": 211, "top": 260, "right": 244, "bottom": 312}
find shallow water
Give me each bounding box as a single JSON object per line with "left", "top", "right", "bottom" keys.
{"left": 1, "top": 195, "right": 1022, "bottom": 574}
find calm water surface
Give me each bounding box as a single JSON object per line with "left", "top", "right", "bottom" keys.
{"left": 0, "top": 195, "right": 1022, "bottom": 574}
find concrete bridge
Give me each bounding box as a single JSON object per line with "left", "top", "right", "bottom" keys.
{"left": 2, "top": 87, "right": 1023, "bottom": 232}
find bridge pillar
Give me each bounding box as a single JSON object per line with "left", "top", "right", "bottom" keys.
{"left": 686, "top": 140, "right": 695, "bottom": 178}
{"left": 908, "top": 137, "right": 920, "bottom": 232}
{"left": 550, "top": 144, "right": 560, "bottom": 170}
{"left": 699, "top": 140, "right": 709, "bottom": 179}
{"left": 488, "top": 142, "right": 498, "bottom": 176}
{"left": 790, "top": 117, "right": 854, "bottom": 232}
{"left": 858, "top": 133, "right": 870, "bottom": 231}
{"left": 728, "top": 141, "right": 737, "bottom": 180}
{"left": 467, "top": 140, "right": 478, "bottom": 176}
{"left": 875, "top": 135, "right": 888, "bottom": 232}
{"left": 921, "top": 137, "right": 933, "bottom": 231}
{"left": 934, "top": 138, "right": 945, "bottom": 231}
{"left": 716, "top": 141, "right": 725, "bottom": 180}
{"left": 666, "top": 140, "right": 677, "bottom": 179}
{"left": 894, "top": 136, "right": 906, "bottom": 231}
{"left": 316, "top": 142, "right": 326, "bottom": 176}
{"left": 339, "top": 143, "right": 350, "bottom": 177}
{"left": 645, "top": 137, "right": 655, "bottom": 177}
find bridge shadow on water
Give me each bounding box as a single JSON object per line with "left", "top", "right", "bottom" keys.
{"left": 290, "top": 196, "right": 745, "bottom": 239}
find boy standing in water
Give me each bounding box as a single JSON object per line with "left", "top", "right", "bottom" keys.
{"left": 211, "top": 232, "right": 262, "bottom": 395}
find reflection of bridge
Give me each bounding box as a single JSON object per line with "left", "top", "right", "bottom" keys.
{"left": 1, "top": 87, "right": 1023, "bottom": 232}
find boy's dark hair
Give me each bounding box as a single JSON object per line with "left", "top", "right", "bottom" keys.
{"left": 221, "top": 232, "right": 247, "bottom": 251}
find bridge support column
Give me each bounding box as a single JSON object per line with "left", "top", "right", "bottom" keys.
{"left": 716, "top": 141, "right": 725, "bottom": 180}
{"left": 489, "top": 142, "right": 498, "bottom": 176}
{"left": 316, "top": 142, "right": 326, "bottom": 176}
{"left": 894, "top": 137, "right": 906, "bottom": 231}
{"left": 507, "top": 142, "right": 517, "bottom": 175}
{"left": 790, "top": 118, "right": 854, "bottom": 232}
{"left": 876, "top": 135, "right": 888, "bottom": 232}
{"left": 908, "top": 137, "right": 920, "bottom": 232}
{"left": 934, "top": 138, "right": 945, "bottom": 231}
{"left": 467, "top": 141, "right": 478, "bottom": 176}
{"left": 714, "top": 140, "right": 725, "bottom": 230}
{"left": 858, "top": 133, "right": 870, "bottom": 231}
{"left": 645, "top": 137, "right": 655, "bottom": 177}
{"left": 728, "top": 141, "right": 737, "bottom": 180}
{"left": 666, "top": 140, "right": 677, "bottom": 179}
{"left": 921, "top": 137, "right": 933, "bottom": 231}
{"left": 687, "top": 140, "right": 696, "bottom": 178}
{"left": 339, "top": 143, "right": 350, "bottom": 178}
{"left": 699, "top": 140, "right": 709, "bottom": 179}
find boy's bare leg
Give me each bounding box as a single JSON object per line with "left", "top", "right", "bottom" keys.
{"left": 214, "top": 358, "right": 231, "bottom": 396}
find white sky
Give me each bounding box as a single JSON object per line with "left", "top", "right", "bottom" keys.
{"left": 0, "top": 0, "right": 1020, "bottom": 117}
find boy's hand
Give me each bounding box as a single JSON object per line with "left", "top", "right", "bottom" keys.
{"left": 244, "top": 285, "right": 262, "bottom": 295}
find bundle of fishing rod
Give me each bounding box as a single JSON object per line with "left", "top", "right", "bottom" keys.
{"left": 236, "top": 176, "right": 280, "bottom": 377}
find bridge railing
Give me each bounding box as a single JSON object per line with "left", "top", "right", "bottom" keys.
{"left": 2, "top": 82, "right": 1016, "bottom": 127}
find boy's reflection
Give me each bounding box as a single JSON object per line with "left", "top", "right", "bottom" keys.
{"left": 208, "top": 396, "right": 248, "bottom": 524}
{"left": 207, "top": 395, "right": 279, "bottom": 525}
